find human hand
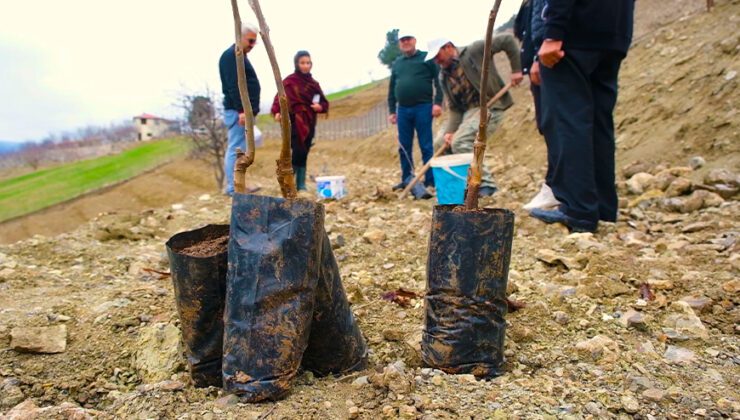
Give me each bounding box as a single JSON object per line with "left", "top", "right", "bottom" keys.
{"left": 238, "top": 113, "right": 246, "bottom": 126}
{"left": 274, "top": 113, "right": 281, "bottom": 122}
{"left": 538, "top": 39, "right": 565, "bottom": 68}
{"left": 444, "top": 132, "right": 454, "bottom": 146}
{"left": 388, "top": 114, "right": 397, "bottom": 125}
{"left": 310, "top": 103, "right": 322, "bottom": 112}
{"left": 530, "top": 61, "right": 541, "bottom": 85}
{"left": 432, "top": 104, "right": 443, "bottom": 118}
{"left": 511, "top": 71, "right": 524, "bottom": 86}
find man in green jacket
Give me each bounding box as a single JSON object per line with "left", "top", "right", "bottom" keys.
{"left": 428, "top": 34, "right": 523, "bottom": 197}
{"left": 387, "top": 32, "right": 444, "bottom": 197}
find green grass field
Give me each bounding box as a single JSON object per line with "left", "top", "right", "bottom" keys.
{"left": 0, "top": 138, "right": 190, "bottom": 222}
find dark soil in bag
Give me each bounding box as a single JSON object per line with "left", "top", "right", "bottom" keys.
{"left": 166, "top": 224, "right": 229, "bottom": 387}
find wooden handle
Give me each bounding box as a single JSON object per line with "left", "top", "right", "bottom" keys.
{"left": 399, "top": 143, "right": 450, "bottom": 198}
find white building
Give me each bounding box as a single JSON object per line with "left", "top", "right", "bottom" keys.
{"left": 133, "top": 113, "right": 176, "bottom": 141}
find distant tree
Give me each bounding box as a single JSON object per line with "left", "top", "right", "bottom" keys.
{"left": 378, "top": 29, "right": 401, "bottom": 70}
{"left": 179, "top": 89, "right": 228, "bottom": 190}
{"left": 496, "top": 13, "right": 517, "bottom": 32}
{"left": 18, "top": 143, "right": 44, "bottom": 170}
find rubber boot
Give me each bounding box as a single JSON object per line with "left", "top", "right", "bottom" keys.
{"left": 302, "top": 233, "right": 368, "bottom": 375}
{"left": 422, "top": 206, "right": 514, "bottom": 378}
{"left": 165, "top": 224, "right": 229, "bottom": 387}
{"left": 294, "top": 166, "right": 307, "bottom": 191}
{"left": 223, "top": 194, "right": 323, "bottom": 402}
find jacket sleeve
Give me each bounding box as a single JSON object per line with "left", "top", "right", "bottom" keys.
{"left": 316, "top": 83, "right": 329, "bottom": 114}
{"left": 219, "top": 49, "right": 244, "bottom": 113}
{"left": 270, "top": 92, "right": 280, "bottom": 115}
{"left": 491, "top": 33, "right": 522, "bottom": 74}
{"left": 443, "top": 108, "right": 464, "bottom": 135}
{"left": 430, "top": 62, "right": 443, "bottom": 106}
{"left": 245, "top": 58, "right": 261, "bottom": 116}
{"left": 387, "top": 63, "right": 397, "bottom": 114}
{"left": 543, "top": 0, "right": 577, "bottom": 41}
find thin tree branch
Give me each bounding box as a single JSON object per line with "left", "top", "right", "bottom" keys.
{"left": 248, "top": 0, "right": 297, "bottom": 199}
{"left": 230, "top": 0, "right": 256, "bottom": 194}
{"left": 464, "top": 0, "right": 503, "bottom": 210}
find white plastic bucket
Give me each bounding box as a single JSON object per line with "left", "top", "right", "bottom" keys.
{"left": 316, "top": 175, "right": 346, "bottom": 199}
{"left": 430, "top": 153, "right": 473, "bottom": 205}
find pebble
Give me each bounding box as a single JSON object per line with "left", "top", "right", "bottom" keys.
{"left": 688, "top": 156, "right": 705, "bottom": 169}
{"left": 431, "top": 375, "right": 444, "bottom": 386}
{"left": 619, "top": 309, "right": 646, "bottom": 328}
{"left": 642, "top": 388, "right": 665, "bottom": 402}
{"left": 352, "top": 376, "right": 369, "bottom": 388}
{"left": 362, "top": 229, "right": 387, "bottom": 244}
{"left": 10, "top": 325, "right": 67, "bottom": 354}
{"left": 621, "top": 395, "right": 640, "bottom": 414}
{"left": 553, "top": 311, "right": 570, "bottom": 325}
{"left": 664, "top": 346, "right": 696, "bottom": 364}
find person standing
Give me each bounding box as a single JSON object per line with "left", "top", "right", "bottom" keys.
{"left": 219, "top": 22, "right": 261, "bottom": 196}
{"left": 387, "top": 32, "right": 444, "bottom": 197}
{"left": 515, "top": 0, "right": 560, "bottom": 211}
{"left": 428, "top": 35, "right": 523, "bottom": 197}
{"left": 271, "top": 50, "right": 329, "bottom": 192}
{"left": 530, "top": 0, "right": 635, "bottom": 232}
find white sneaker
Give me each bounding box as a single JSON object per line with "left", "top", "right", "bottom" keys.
{"left": 523, "top": 183, "right": 560, "bottom": 211}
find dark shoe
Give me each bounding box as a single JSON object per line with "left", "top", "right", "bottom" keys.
{"left": 392, "top": 181, "right": 407, "bottom": 191}
{"left": 529, "top": 208, "right": 597, "bottom": 233}
{"left": 478, "top": 186, "right": 498, "bottom": 197}
{"left": 411, "top": 183, "right": 432, "bottom": 200}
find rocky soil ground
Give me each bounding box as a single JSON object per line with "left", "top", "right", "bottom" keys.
{"left": 0, "top": 132, "right": 738, "bottom": 419}
{"left": 1, "top": 1, "right": 739, "bottom": 418}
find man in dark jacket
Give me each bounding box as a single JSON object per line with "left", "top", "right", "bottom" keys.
{"left": 530, "top": 0, "right": 635, "bottom": 232}
{"left": 428, "top": 34, "right": 523, "bottom": 197}
{"left": 219, "top": 22, "right": 261, "bottom": 196}
{"left": 387, "top": 32, "right": 444, "bottom": 197}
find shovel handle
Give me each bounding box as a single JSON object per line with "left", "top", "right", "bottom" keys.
{"left": 400, "top": 143, "right": 450, "bottom": 198}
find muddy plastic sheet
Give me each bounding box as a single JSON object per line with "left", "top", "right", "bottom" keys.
{"left": 222, "top": 194, "right": 324, "bottom": 402}
{"left": 422, "top": 206, "right": 514, "bottom": 378}
{"left": 302, "top": 232, "right": 368, "bottom": 375}
{"left": 166, "top": 224, "right": 229, "bottom": 387}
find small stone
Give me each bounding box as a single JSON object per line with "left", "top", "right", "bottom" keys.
{"left": 584, "top": 401, "right": 602, "bottom": 416}
{"left": 619, "top": 309, "right": 646, "bottom": 328}
{"left": 382, "top": 405, "right": 395, "bottom": 416}
{"left": 458, "top": 374, "right": 477, "bottom": 383}
{"left": 705, "top": 168, "right": 740, "bottom": 187}
{"left": 642, "top": 388, "right": 665, "bottom": 402}
{"left": 688, "top": 156, "right": 705, "bottom": 170}
{"left": 352, "top": 376, "right": 369, "bottom": 388}
{"left": 431, "top": 375, "right": 444, "bottom": 386}
{"left": 722, "top": 279, "right": 739, "bottom": 294}
{"left": 324, "top": 401, "right": 332, "bottom": 409}
{"left": 647, "top": 279, "right": 673, "bottom": 290}
{"left": 621, "top": 395, "right": 640, "bottom": 414}
{"left": 382, "top": 329, "right": 404, "bottom": 342}
{"left": 627, "top": 172, "right": 655, "bottom": 195}
{"left": 553, "top": 311, "right": 570, "bottom": 325}
{"left": 575, "top": 335, "right": 619, "bottom": 361}
{"left": 678, "top": 296, "right": 712, "bottom": 312}
{"left": 716, "top": 398, "right": 740, "bottom": 412}
{"left": 214, "top": 394, "right": 240, "bottom": 408}
{"left": 399, "top": 404, "right": 417, "bottom": 419}
{"left": 348, "top": 406, "right": 360, "bottom": 418}
{"left": 171, "top": 203, "right": 184, "bottom": 210}
{"left": 664, "top": 346, "right": 696, "bottom": 364}
{"left": 10, "top": 325, "right": 67, "bottom": 354}
{"left": 362, "top": 229, "right": 386, "bottom": 244}
{"left": 198, "top": 194, "right": 211, "bottom": 201}
{"left": 662, "top": 302, "right": 708, "bottom": 341}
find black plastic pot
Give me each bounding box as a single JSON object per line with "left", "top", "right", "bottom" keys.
{"left": 422, "top": 206, "right": 515, "bottom": 378}
{"left": 166, "top": 224, "right": 229, "bottom": 387}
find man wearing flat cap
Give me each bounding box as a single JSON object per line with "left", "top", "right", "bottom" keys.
{"left": 428, "top": 34, "right": 523, "bottom": 197}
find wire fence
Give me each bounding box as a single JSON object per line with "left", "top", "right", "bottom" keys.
{"left": 260, "top": 101, "right": 390, "bottom": 141}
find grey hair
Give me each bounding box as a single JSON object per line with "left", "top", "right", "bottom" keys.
{"left": 241, "top": 22, "right": 258, "bottom": 35}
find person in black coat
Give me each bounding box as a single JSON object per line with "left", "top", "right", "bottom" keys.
{"left": 529, "top": 0, "right": 635, "bottom": 233}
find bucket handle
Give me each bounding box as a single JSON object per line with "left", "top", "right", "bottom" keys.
{"left": 440, "top": 165, "right": 468, "bottom": 182}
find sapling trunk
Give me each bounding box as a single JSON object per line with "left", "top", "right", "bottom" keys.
{"left": 463, "top": 0, "right": 503, "bottom": 210}
{"left": 249, "top": 0, "right": 297, "bottom": 200}
{"left": 229, "top": 0, "right": 256, "bottom": 194}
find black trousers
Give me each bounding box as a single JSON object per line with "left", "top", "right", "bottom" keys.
{"left": 540, "top": 49, "right": 624, "bottom": 223}
{"left": 530, "top": 83, "right": 554, "bottom": 186}
{"left": 290, "top": 117, "right": 316, "bottom": 168}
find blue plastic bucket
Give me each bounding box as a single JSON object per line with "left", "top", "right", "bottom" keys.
{"left": 430, "top": 153, "right": 473, "bottom": 205}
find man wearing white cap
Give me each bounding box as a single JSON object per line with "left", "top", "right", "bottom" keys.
{"left": 428, "top": 34, "right": 523, "bottom": 197}
{"left": 387, "top": 32, "right": 444, "bottom": 198}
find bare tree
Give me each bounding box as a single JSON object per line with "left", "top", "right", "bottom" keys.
{"left": 179, "top": 88, "right": 228, "bottom": 190}
{"left": 18, "top": 143, "right": 44, "bottom": 170}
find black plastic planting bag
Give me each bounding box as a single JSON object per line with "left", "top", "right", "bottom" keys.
{"left": 166, "top": 224, "right": 229, "bottom": 387}
{"left": 422, "top": 206, "right": 514, "bottom": 378}
{"left": 302, "top": 232, "right": 368, "bottom": 375}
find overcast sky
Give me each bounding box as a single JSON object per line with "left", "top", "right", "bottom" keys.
{"left": 0, "top": 0, "right": 519, "bottom": 142}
